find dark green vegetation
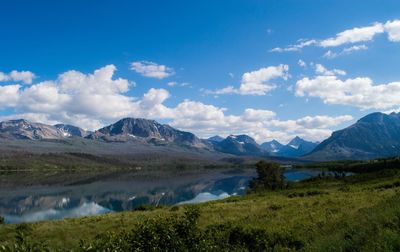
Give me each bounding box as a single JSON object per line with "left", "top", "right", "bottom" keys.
{"left": 249, "top": 161, "right": 285, "bottom": 191}
{"left": 296, "top": 156, "right": 400, "bottom": 173}
{"left": 1, "top": 158, "right": 400, "bottom": 251}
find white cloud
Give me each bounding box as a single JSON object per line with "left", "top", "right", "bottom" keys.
{"left": 270, "top": 39, "right": 317, "bottom": 52}
{"left": 167, "top": 81, "right": 190, "bottom": 87}
{"left": 298, "top": 59, "right": 307, "bottom": 68}
{"left": 0, "top": 70, "right": 36, "bottom": 84}
{"left": 207, "top": 65, "right": 289, "bottom": 96}
{"left": 315, "top": 64, "right": 346, "bottom": 76}
{"left": 271, "top": 19, "right": 400, "bottom": 52}
{"left": 0, "top": 84, "right": 21, "bottom": 108}
{"left": 385, "top": 19, "right": 400, "bottom": 42}
{"left": 323, "top": 45, "right": 368, "bottom": 59}
{"left": 170, "top": 103, "right": 352, "bottom": 143}
{"left": 0, "top": 65, "right": 353, "bottom": 143}
{"left": 167, "top": 81, "right": 178, "bottom": 87}
{"left": 296, "top": 75, "right": 400, "bottom": 110}
{"left": 319, "top": 23, "right": 384, "bottom": 47}
{"left": 130, "top": 61, "right": 174, "bottom": 79}
{"left": 342, "top": 44, "right": 368, "bottom": 54}
{"left": 323, "top": 50, "right": 337, "bottom": 59}
{"left": 0, "top": 65, "right": 171, "bottom": 129}
{"left": 295, "top": 115, "right": 353, "bottom": 128}
{"left": 242, "top": 108, "right": 276, "bottom": 121}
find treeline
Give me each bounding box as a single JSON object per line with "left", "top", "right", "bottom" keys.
{"left": 296, "top": 157, "right": 400, "bottom": 173}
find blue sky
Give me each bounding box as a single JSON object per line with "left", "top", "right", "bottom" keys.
{"left": 1, "top": 0, "right": 400, "bottom": 143}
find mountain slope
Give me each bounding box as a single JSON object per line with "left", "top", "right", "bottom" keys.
{"left": 260, "top": 140, "right": 284, "bottom": 154}
{"left": 261, "top": 137, "right": 318, "bottom": 157}
{"left": 0, "top": 119, "right": 66, "bottom": 140}
{"left": 54, "top": 124, "right": 89, "bottom": 137}
{"left": 278, "top": 136, "right": 318, "bottom": 157}
{"left": 305, "top": 112, "right": 400, "bottom": 160}
{"left": 213, "top": 135, "right": 265, "bottom": 156}
{"left": 207, "top": 135, "right": 224, "bottom": 143}
{"left": 88, "top": 118, "right": 207, "bottom": 148}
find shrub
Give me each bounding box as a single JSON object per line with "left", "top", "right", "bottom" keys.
{"left": 79, "top": 206, "right": 305, "bottom": 251}
{"left": 0, "top": 231, "right": 49, "bottom": 252}
{"left": 249, "top": 161, "right": 285, "bottom": 192}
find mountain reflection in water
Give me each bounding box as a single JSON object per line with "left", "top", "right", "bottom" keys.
{"left": 0, "top": 168, "right": 339, "bottom": 224}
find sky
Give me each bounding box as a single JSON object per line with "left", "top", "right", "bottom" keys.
{"left": 1, "top": 0, "right": 400, "bottom": 144}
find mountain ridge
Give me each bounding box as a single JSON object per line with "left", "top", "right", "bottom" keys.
{"left": 260, "top": 137, "right": 318, "bottom": 157}
{"left": 305, "top": 112, "right": 400, "bottom": 160}
{"left": 2, "top": 112, "right": 400, "bottom": 160}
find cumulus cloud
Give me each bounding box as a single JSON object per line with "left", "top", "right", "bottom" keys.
{"left": 0, "top": 70, "right": 36, "bottom": 84}
{"left": 385, "top": 19, "right": 400, "bottom": 42}
{"left": 0, "top": 84, "right": 21, "bottom": 108}
{"left": 206, "top": 65, "right": 289, "bottom": 96}
{"left": 315, "top": 64, "right": 346, "bottom": 76}
{"left": 170, "top": 103, "right": 352, "bottom": 143}
{"left": 271, "top": 19, "right": 400, "bottom": 52}
{"left": 0, "top": 65, "right": 353, "bottom": 142}
{"left": 0, "top": 65, "right": 172, "bottom": 129}
{"left": 296, "top": 74, "right": 400, "bottom": 110}
{"left": 130, "top": 61, "right": 174, "bottom": 79}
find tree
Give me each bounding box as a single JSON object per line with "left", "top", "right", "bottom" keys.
{"left": 249, "top": 161, "right": 284, "bottom": 191}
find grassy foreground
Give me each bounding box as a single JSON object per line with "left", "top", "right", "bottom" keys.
{"left": 1, "top": 167, "right": 400, "bottom": 251}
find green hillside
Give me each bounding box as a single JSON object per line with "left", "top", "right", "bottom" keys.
{"left": 1, "top": 160, "right": 400, "bottom": 251}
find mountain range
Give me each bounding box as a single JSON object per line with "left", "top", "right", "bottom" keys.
{"left": 0, "top": 119, "right": 85, "bottom": 140}
{"left": 86, "top": 118, "right": 207, "bottom": 148}
{"left": 305, "top": 112, "right": 400, "bottom": 160}
{"left": 1, "top": 111, "right": 400, "bottom": 161}
{"left": 260, "top": 137, "right": 318, "bottom": 157}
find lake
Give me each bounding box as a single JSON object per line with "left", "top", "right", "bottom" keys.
{"left": 0, "top": 168, "right": 335, "bottom": 224}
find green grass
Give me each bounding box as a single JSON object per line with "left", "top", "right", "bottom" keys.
{"left": 1, "top": 167, "right": 400, "bottom": 251}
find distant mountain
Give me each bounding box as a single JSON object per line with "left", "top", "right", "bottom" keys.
{"left": 278, "top": 137, "right": 318, "bottom": 157}
{"left": 207, "top": 135, "right": 224, "bottom": 142}
{"left": 305, "top": 112, "right": 400, "bottom": 160}
{"left": 54, "top": 124, "right": 89, "bottom": 137}
{"left": 260, "top": 137, "right": 317, "bottom": 157}
{"left": 260, "top": 140, "right": 284, "bottom": 154}
{"left": 0, "top": 119, "right": 66, "bottom": 140}
{"left": 88, "top": 118, "right": 207, "bottom": 148}
{"left": 213, "top": 135, "right": 265, "bottom": 156}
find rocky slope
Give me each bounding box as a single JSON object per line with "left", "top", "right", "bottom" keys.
{"left": 87, "top": 118, "right": 207, "bottom": 148}
{"left": 305, "top": 112, "right": 400, "bottom": 160}
{"left": 212, "top": 135, "right": 265, "bottom": 156}
{"left": 0, "top": 119, "right": 66, "bottom": 140}
{"left": 261, "top": 137, "right": 318, "bottom": 157}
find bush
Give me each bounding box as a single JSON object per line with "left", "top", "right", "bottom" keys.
{"left": 79, "top": 206, "right": 305, "bottom": 251}
{"left": 0, "top": 216, "right": 4, "bottom": 225}
{"left": 0, "top": 231, "right": 49, "bottom": 252}
{"left": 249, "top": 161, "right": 285, "bottom": 192}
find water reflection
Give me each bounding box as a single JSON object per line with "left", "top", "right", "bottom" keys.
{"left": 0, "top": 168, "right": 339, "bottom": 224}
{"left": 1, "top": 170, "right": 254, "bottom": 224}
{"left": 4, "top": 202, "right": 110, "bottom": 224}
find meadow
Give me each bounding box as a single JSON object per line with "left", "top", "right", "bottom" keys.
{"left": 0, "top": 159, "right": 399, "bottom": 251}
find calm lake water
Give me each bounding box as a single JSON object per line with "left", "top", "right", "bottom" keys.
{"left": 0, "top": 168, "right": 332, "bottom": 224}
